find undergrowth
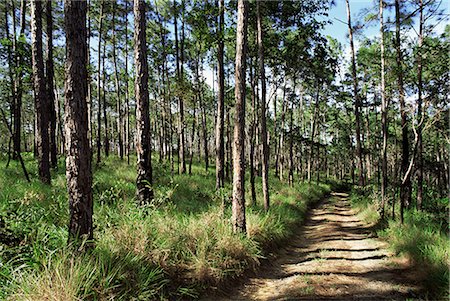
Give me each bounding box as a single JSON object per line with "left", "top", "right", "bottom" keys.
{"left": 0, "top": 154, "right": 330, "bottom": 300}
{"left": 350, "top": 186, "right": 449, "bottom": 299}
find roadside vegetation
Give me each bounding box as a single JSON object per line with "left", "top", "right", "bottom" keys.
{"left": 0, "top": 154, "right": 330, "bottom": 300}
{"left": 350, "top": 186, "right": 449, "bottom": 299}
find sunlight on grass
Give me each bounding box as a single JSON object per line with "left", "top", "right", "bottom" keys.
{"left": 350, "top": 187, "right": 450, "bottom": 299}
{"left": 0, "top": 155, "right": 331, "bottom": 299}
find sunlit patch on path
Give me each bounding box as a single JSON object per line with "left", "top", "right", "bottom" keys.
{"left": 212, "top": 192, "right": 423, "bottom": 300}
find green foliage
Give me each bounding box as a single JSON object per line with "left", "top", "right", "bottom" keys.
{"left": 350, "top": 188, "right": 450, "bottom": 299}
{"left": 0, "top": 156, "right": 330, "bottom": 300}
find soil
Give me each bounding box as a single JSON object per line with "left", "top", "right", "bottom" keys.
{"left": 208, "top": 192, "right": 424, "bottom": 300}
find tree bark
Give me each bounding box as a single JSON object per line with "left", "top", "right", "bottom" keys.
{"left": 288, "top": 94, "right": 295, "bottom": 186}
{"left": 65, "top": 0, "right": 93, "bottom": 241}
{"left": 232, "top": 0, "right": 248, "bottom": 234}
{"left": 226, "top": 107, "right": 231, "bottom": 181}
{"left": 278, "top": 78, "right": 287, "bottom": 181}
{"left": 380, "top": 0, "right": 388, "bottom": 218}
{"left": 13, "top": 0, "right": 27, "bottom": 159}
{"left": 174, "top": 0, "right": 186, "bottom": 174}
{"left": 102, "top": 41, "right": 109, "bottom": 158}
{"left": 215, "top": 0, "right": 225, "bottom": 189}
{"left": 112, "top": 1, "right": 123, "bottom": 160}
{"left": 416, "top": 0, "right": 424, "bottom": 210}
{"left": 134, "top": 0, "right": 153, "bottom": 203}
{"left": 256, "top": 0, "right": 270, "bottom": 210}
{"left": 346, "top": 0, "right": 365, "bottom": 186}
{"left": 5, "top": 1, "right": 17, "bottom": 161}
{"left": 395, "top": 0, "right": 411, "bottom": 224}
{"left": 46, "top": 0, "right": 57, "bottom": 168}
{"left": 125, "top": 0, "right": 130, "bottom": 164}
{"left": 96, "top": 0, "right": 104, "bottom": 164}
{"left": 249, "top": 57, "right": 257, "bottom": 206}
{"left": 31, "top": 0, "right": 51, "bottom": 184}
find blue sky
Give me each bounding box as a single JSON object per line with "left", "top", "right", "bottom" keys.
{"left": 322, "top": 0, "right": 449, "bottom": 46}
{"left": 322, "top": 0, "right": 378, "bottom": 45}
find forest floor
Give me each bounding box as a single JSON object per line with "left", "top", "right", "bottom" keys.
{"left": 211, "top": 192, "right": 425, "bottom": 300}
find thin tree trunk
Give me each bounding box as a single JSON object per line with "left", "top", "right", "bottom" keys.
{"left": 416, "top": 0, "right": 424, "bottom": 210}
{"left": 112, "top": 1, "right": 123, "bottom": 160}
{"left": 65, "top": 0, "right": 93, "bottom": 242}
{"left": 175, "top": 0, "right": 186, "bottom": 174}
{"left": 346, "top": 0, "right": 365, "bottom": 186}
{"left": 13, "top": 0, "right": 26, "bottom": 159}
{"left": 102, "top": 41, "right": 109, "bottom": 157}
{"left": 256, "top": 0, "right": 269, "bottom": 210}
{"left": 215, "top": 0, "right": 225, "bottom": 188}
{"left": 308, "top": 84, "right": 320, "bottom": 182}
{"left": 395, "top": 0, "right": 411, "bottom": 224}
{"left": 31, "top": 0, "right": 51, "bottom": 184}
{"left": 274, "top": 93, "right": 279, "bottom": 177}
{"left": 279, "top": 78, "right": 287, "bottom": 181}
{"left": 249, "top": 57, "right": 257, "bottom": 206}
{"left": 125, "top": 0, "right": 130, "bottom": 164}
{"left": 288, "top": 93, "right": 295, "bottom": 186}
{"left": 96, "top": 0, "right": 104, "bottom": 164}
{"left": 226, "top": 107, "right": 231, "bottom": 181}
{"left": 46, "top": 0, "right": 57, "bottom": 168}
{"left": 134, "top": 0, "right": 153, "bottom": 203}
{"left": 5, "top": 1, "right": 17, "bottom": 161}
{"left": 200, "top": 87, "right": 209, "bottom": 171}
{"left": 189, "top": 101, "right": 196, "bottom": 175}
{"left": 232, "top": 0, "right": 248, "bottom": 234}
{"left": 380, "top": 0, "right": 388, "bottom": 218}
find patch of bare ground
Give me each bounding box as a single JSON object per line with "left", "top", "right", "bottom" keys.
{"left": 206, "top": 192, "right": 424, "bottom": 300}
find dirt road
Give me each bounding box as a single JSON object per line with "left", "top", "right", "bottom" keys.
{"left": 213, "top": 192, "right": 423, "bottom": 300}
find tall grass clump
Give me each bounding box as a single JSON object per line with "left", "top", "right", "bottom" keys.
{"left": 379, "top": 211, "right": 449, "bottom": 299}
{"left": 1, "top": 155, "right": 331, "bottom": 299}
{"left": 350, "top": 186, "right": 449, "bottom": 299}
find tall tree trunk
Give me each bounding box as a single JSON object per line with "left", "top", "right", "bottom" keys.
{"left": 395, "top": 0, "right": 411, "bottom": 224}
{"left": 125, "top": 0, "right": 130, "bottom": 164}
{"left": 215, "top": 0, "right": 225, "bottom": 188}
{"left": 197, "top": 54, "right": 209, "bottom": 171}
{"left": 346, "top": 0, "right": 365, "bottom": 186}
{"left": 256, "top": 0, "right": 269, "bottom": 210}
{"left": 179, "top": 0, "right": 186, "bottom": 174}
{"left": 380, "top": 0, "right": 388, "bottom": 218}
{"left": 5, "top": 1, "right": 17, "bottom": 161}
{"left": 232, "top": 0, "right": 248, "bottom": 234}
{"left": 200, "top": 86, "right": 209, "bottom": 171}
{"left": 278, "top": 78, "right": 287, "bottom": 181}
{"left": 416, "top": 0, "right": 424, "bottom": 210}
{"left": 65, "top": 0, "right": 93, "bottom": 241}
{"left": 134, "top": 0, "right": 153, "bottom": 203}
{"left": 46, "top": 0, "right": 57, "bottom": 168}
{"left": 112, "top": 1, "right": 123, "bottom": 160}
{"left": 274, "top": 94, "right": 279, "bottom": 177}
{"left": 226, "top": 107, "right": 231, "bottom": 181}
{"left": 173, "top": 0, "right": 184, "bottom": 173}
{"left": 31, "top": 0, "right": 51, "bottom": 184}
{"left": 249, "top": 57, "right": 257, "bottom": 206}
{"left": 13, "top": 0, "right": 27, "bottom": 159}
{"left": 96, "top": 0, "right": 104, "bottom": 164}
{"left": 102, "top": 41, "right": 109, "bottom": 157}
{"left": 288, "top": 93, "right": 294, "bottom": 186}
{"left": 308, "top": 84, "right": 320, "bottom": 182}
{"left": 87, "top": 0, "right": 93, "bottom": 154}
{"left": 189, "top": 101, "right": 196, "bottom": 175}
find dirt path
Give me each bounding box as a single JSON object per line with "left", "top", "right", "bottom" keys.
{"left": 213, "top": 192, "right": 423, "bottom": 300}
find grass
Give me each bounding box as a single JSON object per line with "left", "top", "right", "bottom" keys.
{"left": 350, "top": 186, "right": 450, "bottom": 299}
{"left": 0, "top": 153, "right": 331, "bottom": 300}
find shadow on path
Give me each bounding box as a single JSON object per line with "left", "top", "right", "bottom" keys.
{"left": 210, "top": 192, "right": 424, "bottom": 301}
